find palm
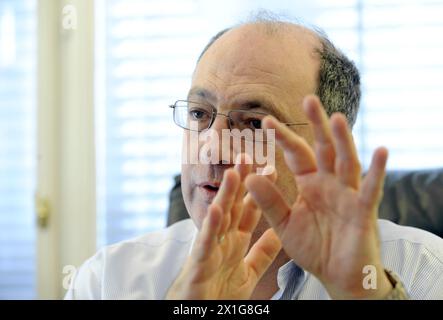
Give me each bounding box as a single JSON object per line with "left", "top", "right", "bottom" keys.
{"left": 182, "top": 229, "right": 257, "bottom": 299}
{"left": 246, "top": 95, "right": 389, "bottom": 298}
{"left": 280, "top": 173, "right": 379, "bottom": 283}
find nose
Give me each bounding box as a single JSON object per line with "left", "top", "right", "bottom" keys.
{"left": 209, "top": 113, "right": 231, "bottom": 132}
{"left": 200, "top": 113, "right": 236, "bottom": 164}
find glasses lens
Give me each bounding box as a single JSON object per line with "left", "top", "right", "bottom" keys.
{"left": 229, "top": 110, "right": 268, "bottom": 142}
{"left": 174, "top": 101, "right": 213, "bottom": 131}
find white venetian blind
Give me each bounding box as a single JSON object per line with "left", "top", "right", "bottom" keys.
{"left": 306, "top": 0, "right": 443, "bottom": 169}
{"left": 0, "top": 0, "right": 36, "bottom": 299}
{"left": 98, "top": 0, "right": 443, "bottom": 246}
{"left": 98, "top": 0, "right": 203, "bottom": 246}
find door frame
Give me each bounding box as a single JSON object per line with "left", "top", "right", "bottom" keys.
{"left": 36, "top": 0, "right": 96, "bottom": 299}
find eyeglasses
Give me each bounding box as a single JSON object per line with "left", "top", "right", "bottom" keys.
{"left": 169, "top": 100, "right": 308, "bottom": 140}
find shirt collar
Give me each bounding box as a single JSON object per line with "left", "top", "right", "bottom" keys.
{"left": 274, "top": 260, "right": 307, "bottom": 300}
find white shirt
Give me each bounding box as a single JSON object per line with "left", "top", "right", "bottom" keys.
{"left": 65, "top": 219, "right": 443, "bottom": 299}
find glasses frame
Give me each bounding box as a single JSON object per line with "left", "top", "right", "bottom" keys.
{"left": 169, "top": 99, "right": 309, "bottom": 132}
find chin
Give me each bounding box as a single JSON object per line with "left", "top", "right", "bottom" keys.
{"left": 183, "top": 194, "right": 209, "bottom": 230}
{"left": 189, "top": 203, "right": 209, "bottom": 230}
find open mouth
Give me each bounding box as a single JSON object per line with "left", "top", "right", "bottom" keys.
{"left": 198, "top": 182, "right": 221, "bottom": 195}
{"left": 203, "top": 185, "right": 219, "bottom": 192}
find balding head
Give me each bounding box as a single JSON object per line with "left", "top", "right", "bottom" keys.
{"left": 192, "top": 22, "right": 321, "bottom": 124}
{"left": 196, "top": 17, "right": 360, "bottom": 127}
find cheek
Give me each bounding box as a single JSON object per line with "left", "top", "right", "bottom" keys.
{"left": 181, "top": 132, "right": 208, "bottom": 228}
{"left": 181, "top": 163, "right": 191, "bottom": 206}
{"left": 181, "top": 131, "right": 195, "bottom": 210}
{"left": 180, "top": 164, "right": 206, "bottom": 229}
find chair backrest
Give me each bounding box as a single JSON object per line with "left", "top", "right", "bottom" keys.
{"left": 378, "top": 169, "right": 443, "bottom": 238}
{"left": 167, "top": 175, "right": 188, "bottom": 227}
{"left": 167, "top": 169, "right": 443, "bottom": 238}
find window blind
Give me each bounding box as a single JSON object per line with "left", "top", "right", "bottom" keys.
{"left": 0, "top": 0, "right": 36, "bottom": 299}
{"left": 98, "top": 0, "right": 202, "bottom": 246}
{"left": 99, "top": 0, "right": 443, "bottom": 247}
{"left": 307, "top": 0, "right": 443, "bottom": 168}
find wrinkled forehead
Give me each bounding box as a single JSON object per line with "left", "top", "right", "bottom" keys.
{"left": 192, "top": 23, "right": 321, "bottom": 108}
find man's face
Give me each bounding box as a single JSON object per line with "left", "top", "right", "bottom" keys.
{"left": 181, "top": 24, "right": 321, "bottom": 228}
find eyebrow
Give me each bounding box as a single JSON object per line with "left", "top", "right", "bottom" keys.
{"left": 187, "top": 87, "right": 217, "bottom": 102}
{"left": 234, "top": 99, "right": 278, "bottom": 115}
{"left": 187, "top": 87, "right": 288, "bottom": 121}
{"left": 232, "top": 98, "right": 292, "bottom": 124}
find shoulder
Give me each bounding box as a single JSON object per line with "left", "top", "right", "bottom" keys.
{"left": 96, "top": 218, "right": 197, "bottom": 268}
{"left": 98, "top": 218, "right": 197, "bottom": 267}
{"left": 66, "top": 219, "right": 197, "bottom": 299}
{"left": 378, "top": 219, "right": 443, "bottom": 259}
{"left": 106, "top": 218, "right": 197, "bottom": 251}
{"left": 377, "top": 219, "right": 443, "bottom": 299}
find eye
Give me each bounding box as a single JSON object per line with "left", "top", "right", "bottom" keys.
{"left": 189, "top": 108, "right": 210, "bottom": 121}
{"left": 246, "top": 118, "right": 262, "bottom": 129}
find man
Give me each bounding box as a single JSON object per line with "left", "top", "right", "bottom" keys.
{"left": 66, "top": 16, "right": 443, "bottom": 299}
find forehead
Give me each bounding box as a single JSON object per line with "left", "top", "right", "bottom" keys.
{"left": 190, "top": 23, "right": 321, "bottom": 119}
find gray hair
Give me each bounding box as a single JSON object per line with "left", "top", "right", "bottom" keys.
{"left": 196, "top": 15, "right": 361, "bottom": 128}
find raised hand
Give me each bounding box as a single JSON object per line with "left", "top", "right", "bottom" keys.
{"left": 245, "top": 95, "right": 393, "bottom": 299}
{"left": 166, "top": 155, "right": 282, "bottom": 299}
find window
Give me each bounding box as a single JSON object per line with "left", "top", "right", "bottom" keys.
{"left": 97, "top": 0, "right": 443, "bottom": 247}
{"left": 97, "top": 0, "right": 194, "bottom": 246}
{"left": 0, "top": 0, "right": 36, "bottom": 299}
{"left": 306, "top": 0, "right": 443, "bottom": 169}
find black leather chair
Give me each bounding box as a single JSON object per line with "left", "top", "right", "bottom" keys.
{"left": 377, "top": 169, "right": 443, "bottom": 237}
{"left": 167, "top": 169, "right": 443, "bottom": 238}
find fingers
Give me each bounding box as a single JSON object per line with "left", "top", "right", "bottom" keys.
{"left": 330, "top": 113, "right": 361, "bottom": 189}
{"left": 262, "top": 116, "right": 317, "bottom": 175}
{"left": 303, "top": 95, "right": 336, "bottom": 173}
{"left": 264, "top": 94, "right": 362, "bottom": 191}
{"left": 245, "top": 172, "right": 291, "bottom": 235}
{"left": 192, "top": 203, "right": 223, "bottom": 262}
{"left": 213, "top": 169, "right": 240, "bottom": 236}
{"left": 360, "top": 147, "right": 388, "bottom": 209}
{"left": 213, "top": 152, "right": 268, "bottom": 235}
{"left": 239, "top": 166, "right": 277, "bottom": 233}
{"left": 244, "top": 228, "right": 282, "bottom": 282}
{"left": 229, "top": 154, "right": 252, "bottom": 231}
